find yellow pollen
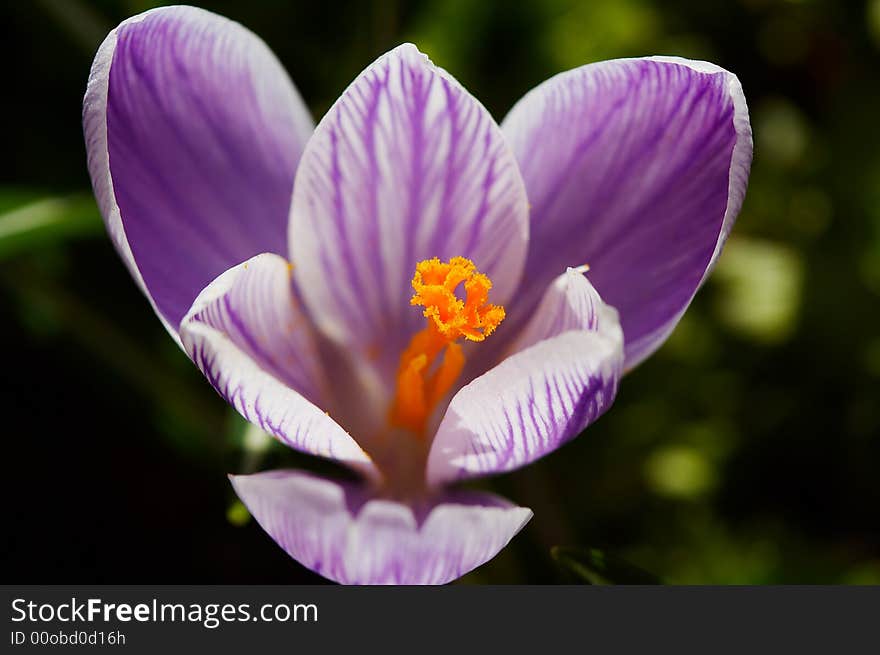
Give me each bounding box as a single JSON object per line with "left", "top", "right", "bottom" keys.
{"left": 390, "top": 257, "right": 505, "bottom": 434}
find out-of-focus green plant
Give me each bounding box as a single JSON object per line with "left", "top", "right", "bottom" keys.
{"left": 0, "top": 191, "right": 101, "bottom": 260}
{"left": 712, "top": 237, "right": 804, "bottom": 344}
{"left": 551, "top": 546, "right": 661, "bottom": 585}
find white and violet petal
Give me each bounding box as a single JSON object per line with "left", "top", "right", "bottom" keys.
{"left": 502, "top": 57, "right": 752, "bottom": 369}
{"left": 427, "top": 327, "right": 624, "bottom": 486}
{"left": 231, "top": 469, "right": 532, "bottom": 585}
{"left": 180, "top": 255, "right": 376, "bottom": 477}
{"left": 84, "top": 6, "right": 314, "bottom": 331}
{"left": 507, "top": 265, "right": 621, "bottom": 353}
{"left": 289, "top": 43, "right": 529, "bottom": 381}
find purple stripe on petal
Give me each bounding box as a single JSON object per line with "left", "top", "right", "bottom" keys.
{"left": 289, "top": 44, "right": 529, "bottom": 382}
{"left": 84, "top": 6, "right": 314, "bottom": 331}
{"left": 180, "top": 256, "right": 376, "bottom": 477}
{"left": 231, "top": 469, "right": 532, "bottom": 584}
{"left": 427, "top": 329, "right": 624, "bottom": 486}
{"left": 501, "top": 57, "right": 752, "bottom": 370}
{"left": 183, "top": 253, "right": 327, "bottom": 406}
{"left": 510, "top": 265, "right": 621, "bottom": 353}
{"left": 464, "top": 266, "right": 620, "bottom": 382}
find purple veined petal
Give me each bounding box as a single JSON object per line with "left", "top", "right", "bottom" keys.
{"left": 508, "top": 265, "right": 621, "bottom": 353}
{"left": 231, "top": 469, "right": 532, "bottom": 585}
{"left": 182, "top": 253, "right": 327, "bottom": 406}
{"left": 289, "top": 43, "right": 529, "bottom": 382}
{"left": 83, "top": 6, "right": 314, "bottom": 334}
{"left": 427, "top": 328, "right": 624, "bottom": 486}
{"left": 463, "top": 265, "right": 619, "bottom": 383}
{"left": 180, "top": 255, "right": 377, "bottom": 478}
{"left": 501, "top": 57, "right": 752, "bottom": 370}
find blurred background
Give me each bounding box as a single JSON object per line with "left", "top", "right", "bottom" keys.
{"left": 2, "top": 0, "right": 879, "bottom": 584}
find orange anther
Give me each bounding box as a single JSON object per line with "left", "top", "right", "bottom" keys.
{"left": 390, "top": 257, "right": 505, "bottom": 434}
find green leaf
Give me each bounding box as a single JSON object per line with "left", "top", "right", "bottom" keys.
{"left": 551, "top": 546, "right": 662, "bottom": 585}
{"left": 0, "top": 191, "right": 102, "bottom": 259}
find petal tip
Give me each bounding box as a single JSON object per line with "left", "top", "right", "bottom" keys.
{"left": 511, "top": 506, "right": 535, "bottom": 536}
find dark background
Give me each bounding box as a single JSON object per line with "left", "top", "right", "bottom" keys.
{"left": 2, "top": 0, "right": 879, "bottom": 583}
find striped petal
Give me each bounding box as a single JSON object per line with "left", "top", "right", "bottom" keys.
{"left": 180, "top": 255, "right": 376, "bottom": 477}
{"left": 231, "top": 469, "right": 532, "bottom": 585}
{"left": 508, "top": 265, "right": 621, "bottom": 354}
{"left": 289, "top": 43, "right": 529, "bottom": 381}
{"left": 502, "top": 57, "right": 752, "bottom": 369}
{"left": 84, "top": 6, "right": 314, "bottom": 333}
{"left": 463, "top": 265, "right": 619, "bottom": 384}
{"left": 427, "top": 327, "right": 624, "bottom": 486}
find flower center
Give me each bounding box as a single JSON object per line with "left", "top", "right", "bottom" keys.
{"left": 389, "top": 256, "right": 505, "bottom": 435}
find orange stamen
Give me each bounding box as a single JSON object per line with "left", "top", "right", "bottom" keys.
{"left": 390, "top": 257, "right": 504, "bottom": 434}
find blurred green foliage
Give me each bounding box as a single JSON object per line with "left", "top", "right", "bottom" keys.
{"left": 2, "top": 0, "right": 879, "bottom": 584}
{"left": 552, "top": 546, "right": 662, "bottom": 584}
{"left": 0, "top": 192, "right": 101, "bottom": 260}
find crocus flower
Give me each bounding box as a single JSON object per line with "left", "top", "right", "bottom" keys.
{"left": 83, "top": 6, "right": 751, "bottom": 584}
